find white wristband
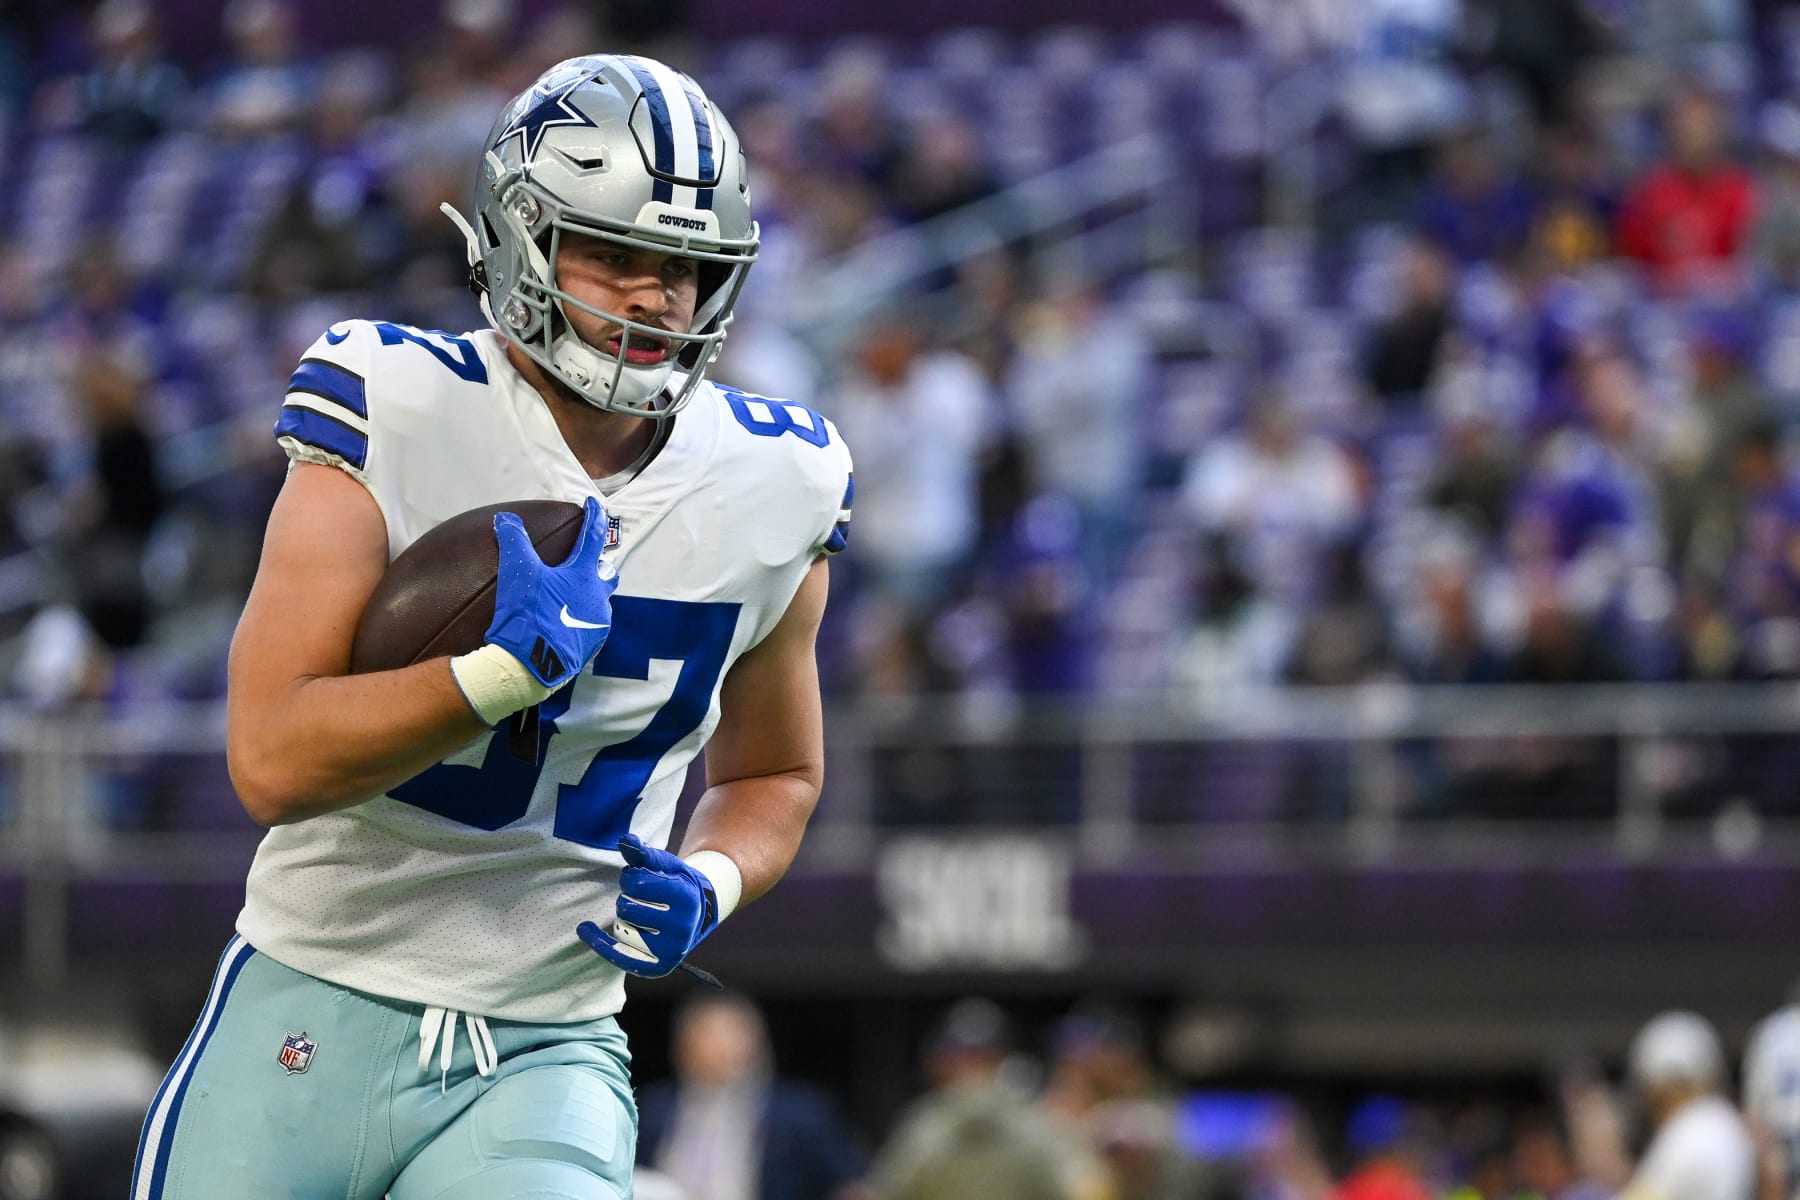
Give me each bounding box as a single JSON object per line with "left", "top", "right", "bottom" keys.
{"left": 449, "top": 643, "right": 555, "bottom": 726}
{"left": 684, "top": 849, "right": 744, "bottom": 924}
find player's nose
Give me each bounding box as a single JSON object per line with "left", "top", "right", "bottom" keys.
{"left": 618, "top": 275, "right": 671, "bottom": 320}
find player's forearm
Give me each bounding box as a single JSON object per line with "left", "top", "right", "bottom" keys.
{"left": 228, "top": 658, "right": 487, "bottom": 825}
{"left": 679, "top": 766, "right": 822, "bottom": 903}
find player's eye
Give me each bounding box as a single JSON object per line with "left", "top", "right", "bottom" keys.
{"left": 663, "top": 259, "right": 697, "bottom": 282}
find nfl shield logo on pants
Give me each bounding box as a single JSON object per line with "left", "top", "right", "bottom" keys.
{"left": 278, "top": 1031, "right": 317, "bottom": 1075}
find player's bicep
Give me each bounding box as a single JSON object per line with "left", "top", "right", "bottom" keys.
{"left": 229, "top": 463, "right": 389, "bottom": 705}
{"left": 705, "top": 558, "right": 828, "bottom": 790}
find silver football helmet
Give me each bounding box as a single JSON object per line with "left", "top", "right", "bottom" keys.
{"left": 442, "top": 54, "right": 758, "bottom": 417}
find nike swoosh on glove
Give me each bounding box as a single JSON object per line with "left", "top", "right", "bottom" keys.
{"left": 578, "top": 834, "right": 724, "bottom": 979}
{"left": 485, "top": 495, "right": 619, "bottom": 687}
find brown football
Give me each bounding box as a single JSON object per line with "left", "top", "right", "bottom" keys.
{"left": 348, "top": 500, "right": 586, "bottom": 674}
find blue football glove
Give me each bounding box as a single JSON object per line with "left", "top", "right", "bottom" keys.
{"left": 578, "top": 834, "right": 722, "bottom": 979}
{"left": 486, "top": 495, "right": 618, "bottom": 687}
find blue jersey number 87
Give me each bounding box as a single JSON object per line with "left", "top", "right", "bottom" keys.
{"left": 389, "top": 597, "right": 740, "bottom": 847}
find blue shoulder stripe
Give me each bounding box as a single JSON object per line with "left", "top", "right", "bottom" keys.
{"left": 275, "top": 405, "right": 369, "bottom": 469}
{"left": 823, "top": 521, "right": 851, "bottom": 555}
{"left": 287, "top": 358, "right": 367, "bottom": 419}
{"left": 840, "top": 474, "right": 855, "bottom": 510}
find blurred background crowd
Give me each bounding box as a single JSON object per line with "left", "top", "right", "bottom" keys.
{"left": 4, "top": 0, "right": 1800, "bottom": 1197}
{"left": 9, "top": 0, "right": 1800, "bottom": 715}
{"left": 622, "top": 990, "right": 1793, "bottom": 1200}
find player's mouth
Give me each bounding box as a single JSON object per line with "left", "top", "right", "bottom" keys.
{"left": 608, "top": 334, "right": 670, "bottom": 365}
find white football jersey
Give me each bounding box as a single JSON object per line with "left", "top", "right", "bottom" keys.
{"left": 237, "top": 319, "right": 853, "bottom": 1023}
{"left": 1628, "top": 1096, "right": 1756, "bottom": 1200}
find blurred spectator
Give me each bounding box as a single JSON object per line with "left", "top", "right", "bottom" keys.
{"left": 249, "top": 52, "right": 402, "bottom": 302}
{"left": 1285, "top": 542, "right": 1391, "bottom": 685}
{"left": 1565, "top": 1010, "right": 1755, "bottom": 1199}
{"left": 1395, "top": 529, "right": 1508, "bottom": 685}
{"left": 1754, "top": 101, "right": 1800, "bottom": 293}
{"left": 1616, "top": 82, "right": 1758, "bottom": 296}
{"left": 1043, "top": 1002, "right": 1198, "bottom": 1200}
{"left": 1508, "top": 1109, "right": 1609, "bottom": 1200}
{"left": 70, "top": 0, "right": 186, "bottom": 146}
{"left": 1422, "top": 408, "right": 1522, "bottom": 542}
{"left": 1183, "top": 390, "right": 1363, "bottom": 581}
{"left": 1006, "top": 274, "right": 1151, "bottom": 577}
{"left": 1043, "top": 1003, "right": 1161, "bottom": 1124}
{"left": 1742, "top": 994, "right": 1800, "bottom": 1200}
{"left": 887, "top": 107, "right": 998, "bottom": 225}
{"left": 64, "top": 354, "right": 163, "bottom": 650}
{"left": 206, "top": 0, "right": 313, "bottom": 140}
{"left": 637, "top": 993, "right": 868, "bottom": 1200}
{"left": 871, "top": 999, "right": 1091, "bottom": 1200}
{"left": 1619, "top": 1010, "right": 1757, "bottom": 1199}
{"left": 1526, "top": 122, "right": 1621, "bottom": 272}
{"left": 1181, "top": 389, "right": 1363, "bottom": 629}
{"left": 1725, "top": 423, "right": 1800, "bottom": 678}
{"left": 1243, "top": 1103, "right": 1334, "bottom": 1200}
{"left": 1337, "top": 0, "right": 1472, "bottom": 224}
{"left": 1086, "top": 1099, "right": 1201, "bottom": 1200}
{"left": 11, "top": 604, "right": 113, "bottom": 709}
{"left": 809, "top": 47, "right": 908, "bottom": 198}
{"left": 1441, "top": 1135, "right": 1512, "bottom": 1200}
{"left": 1465, "top": 0, "right": 1603, "bottom": 125}
{"left": 1329, "top": 1097, "right": 1436, "bottom": 1200}
{"left": 830, "top": 311, "right": 992, "bottom": 612}
{"left": 1362, "top": 235, "right": 1458, "bottom": 406}
{"left": 1418, "top": 130, "right": 1537, "bottom": 267}
{"left": 1661, "top": 310, "right": 1772, "bottom": 591}
{"left": 988, "top": 493, "right": 1092, "bottom": 694}
{"left": 1502, "top": 345, "right": 1662, "bottom": 644}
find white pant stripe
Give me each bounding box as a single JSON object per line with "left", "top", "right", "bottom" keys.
{"left": 132, "top": 935, "right": 253, "bottom": 1200}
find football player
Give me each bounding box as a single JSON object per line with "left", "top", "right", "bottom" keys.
{"left": 132, "top": 53, "right": 853, "bottom": 1200}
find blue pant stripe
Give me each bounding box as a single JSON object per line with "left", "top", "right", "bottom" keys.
{"left": 132, "top": 936, "right": 255, "bottom": 1200}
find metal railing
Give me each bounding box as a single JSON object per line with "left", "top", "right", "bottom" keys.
{"left": 5, "top": 683, "right": 1800, "bottom": 986}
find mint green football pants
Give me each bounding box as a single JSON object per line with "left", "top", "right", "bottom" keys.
{"left": 131, "top": 936, "right": 638, "bottom": 1199}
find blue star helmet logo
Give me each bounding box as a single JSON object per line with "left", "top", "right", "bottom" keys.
{"left": 493, "top": 77, "right": 599, "bottom": 163}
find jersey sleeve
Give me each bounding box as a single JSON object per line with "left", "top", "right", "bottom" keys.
{"left": 815, "top": 418, "right": 854, "bottom": 559}
{"left": 274, "top": 321, "right": 377, "bottom": 483}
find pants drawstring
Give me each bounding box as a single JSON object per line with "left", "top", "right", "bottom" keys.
{"left": 418, "top": 1006, "right": 498, "bottom": 1093}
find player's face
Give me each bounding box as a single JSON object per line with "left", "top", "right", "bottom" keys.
{"left": 556, "top": 234, "right": 700, "bottom": 369}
